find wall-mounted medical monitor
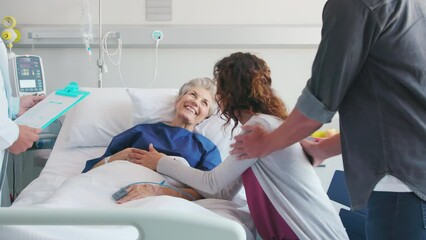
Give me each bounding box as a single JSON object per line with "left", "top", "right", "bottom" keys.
{"left": 10, "top": 55, "right": 46, "bottom": 97}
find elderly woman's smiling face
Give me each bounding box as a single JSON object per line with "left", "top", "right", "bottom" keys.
{"left": 174, "top": 87, "right": 213, "bottom": 126}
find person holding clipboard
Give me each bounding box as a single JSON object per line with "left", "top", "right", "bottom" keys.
{"left": 0, "top": 37, "right": 44, "bottom": 159}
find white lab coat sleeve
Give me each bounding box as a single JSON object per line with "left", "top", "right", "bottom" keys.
{"left": 0, "top": 74, "right": 18, "bottom": 150}
{"left": 0, "top": 38, "right": 19, "bottom": 150}
{"left": 10, "top": 96, "right": 19, "bottom": 119}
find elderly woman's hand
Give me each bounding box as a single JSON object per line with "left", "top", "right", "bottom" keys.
{"left": 116, "top": 184, "right": 159, "bottom": 204}
{"left": 127, "top": 144, "right": 164, "bottom": 170}
{"left": 91, "top": 148, "right": 136, "bottom": 170}
{"left": 116, "top": 183, "right": 201, "bottom": 204}
{"left": 108, "top": 148, "right": 135, "bottom": 162}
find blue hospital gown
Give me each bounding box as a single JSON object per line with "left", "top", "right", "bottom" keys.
{"left": 82, "top": 122, "right": 221, "bottom": 173}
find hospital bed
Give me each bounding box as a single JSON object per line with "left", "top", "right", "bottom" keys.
{"left": 0, "top": 87, "right": 254, "bottom": 240}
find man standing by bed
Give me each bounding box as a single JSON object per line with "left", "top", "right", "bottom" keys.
{"left": 231, "top": 0, "right": 426, "bottom": 239}
{"left": 0, "top": 38, "right": 44, "bottom": 161}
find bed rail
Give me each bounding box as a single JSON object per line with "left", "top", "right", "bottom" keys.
{"left": 0, "top": 208, "right": 246, "bottom": 240}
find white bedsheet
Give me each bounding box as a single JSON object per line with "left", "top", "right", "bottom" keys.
{"left": 2, "top": 162, "right": 249, "bottom": 240}
{"left": 1, "top": 112, "right": 254, "bottom": 240}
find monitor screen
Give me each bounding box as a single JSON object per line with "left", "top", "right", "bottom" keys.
{"left": 19, "top": 79, "right": 37, "bottom": 88}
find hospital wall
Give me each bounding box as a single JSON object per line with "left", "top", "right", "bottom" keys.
{"left": 1, "top": 0, "right": 344, "bottom": 191}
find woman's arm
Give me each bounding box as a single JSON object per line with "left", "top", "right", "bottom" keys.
{"left": 123, "top": 142, "right": 251, "bottom": 199}
{"left": 91, "top": 148, "right": 138, "bottom": 170}
{"left": 116, "top": 184, "right": 202, "bottom": 204}
{"left": 128, "top": 144, "right": 247, "bottom": 200}
{"left": 148, "top": 117, "right": 270, "bottom": 198}
{"left": 157, "top": 154, "right": 255, "bottom": 196}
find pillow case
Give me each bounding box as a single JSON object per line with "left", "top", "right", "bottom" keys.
{"left": 62, "top": 87, "right": 133, "bottom": 148}
{"left": 127, "top": 88, "right": 237, "bottom": 159}
{"left": 126, "top": 88, "right": 177, "bottom": 124}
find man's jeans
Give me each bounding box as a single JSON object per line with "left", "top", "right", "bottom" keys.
{"left": 366, "top": 191, "right": 426, "bottom": 240}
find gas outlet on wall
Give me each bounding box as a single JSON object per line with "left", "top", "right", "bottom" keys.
{"left": 152, "top": 30, "right": 163, "bottom": 41}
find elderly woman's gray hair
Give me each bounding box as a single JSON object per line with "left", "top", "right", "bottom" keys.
{"left": 177, "top": 77, "right": 218, "bottom": 117}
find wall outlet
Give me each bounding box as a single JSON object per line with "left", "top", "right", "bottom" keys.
{"left": 152, "top": 30, "right": 163, "bottom": 41}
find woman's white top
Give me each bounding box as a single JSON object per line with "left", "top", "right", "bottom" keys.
{"left": 158, "top": 114, "right": 348, "bottom": 240}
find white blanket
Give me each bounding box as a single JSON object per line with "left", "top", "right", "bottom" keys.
{"left": 1, "top": 161, "right": 254, "bottom": 240}
{"left": 37, "top": 160, "right": 192, "bottom": 208}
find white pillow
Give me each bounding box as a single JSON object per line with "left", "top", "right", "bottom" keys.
{"left": 126, "top": 88, "right": 177, "bottom": 124}
{"left": 62, "top": 87, "right": 133, "bottom": 147}
{"left": 127, "top": 88, "right": 237, "bottom": 160}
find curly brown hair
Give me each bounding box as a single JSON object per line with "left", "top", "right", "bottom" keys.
{"left": 213, "top": 52, "right": 288, "bottom": 133}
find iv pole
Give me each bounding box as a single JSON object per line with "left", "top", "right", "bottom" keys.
{"left": 96, "top": 0, "right": 104, "bottom": 88}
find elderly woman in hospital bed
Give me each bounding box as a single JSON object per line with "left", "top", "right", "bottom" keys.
{"left": 0, "top": 78, "right": 255, "bottom": 239}
{"left": 81, "top": 77, "right": 222, "bottom": 201}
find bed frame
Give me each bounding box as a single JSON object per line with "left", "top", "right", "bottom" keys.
{"left": 0, "top": 208, "right": 246, "bottom": 240}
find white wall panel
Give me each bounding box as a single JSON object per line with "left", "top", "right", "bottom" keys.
{"left": 1, "top": 0, "right": 326, "bottom": 25}
{"left": 1, "top": 0, "right": 343, "bottom": 191}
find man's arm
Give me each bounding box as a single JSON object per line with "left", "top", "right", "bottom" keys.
{"left": 300, "top": 133, "right": 342, "bottom": 167}
{"left": 231, "top": 108, "right": 323, "bottom": 159}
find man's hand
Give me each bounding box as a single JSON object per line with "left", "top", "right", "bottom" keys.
{"left": 300, "top": 133, "right": 342, "bottom": 167}
{"left": 300, "top": 138, "right": 326, "bottom": 167}
{"left": 17, "top": 95, "right": 46, "bottom": 117}
{"left": 8, "top": 125, "right": 41, "bottom": 154}
{"left": 230, "top": 124, "right": 270, "bottom": 159}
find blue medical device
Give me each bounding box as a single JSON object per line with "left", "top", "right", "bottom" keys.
{"left": 10, "top": 55, "right": 46, "bottom": 97}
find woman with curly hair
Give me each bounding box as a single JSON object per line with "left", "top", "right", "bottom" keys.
{"left": 132, "top": 52, "right": 348, "bottom": 240}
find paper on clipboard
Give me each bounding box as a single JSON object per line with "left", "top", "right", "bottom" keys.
{"left": 14, "top": 83, "right": 90, "bottom": 129}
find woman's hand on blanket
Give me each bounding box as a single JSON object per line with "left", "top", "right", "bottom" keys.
{"left": 127, "top": 144, "right": 165, "bottom": 171}
{"left": 116, "top": 184, "right": 202, "bottom": 204}
{"left": 116, "top": 184, "right": 160, "bottom": 204}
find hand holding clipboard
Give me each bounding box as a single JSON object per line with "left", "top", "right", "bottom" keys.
{"left": 14, "top": 82, "right": 90, "bottom": 129}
